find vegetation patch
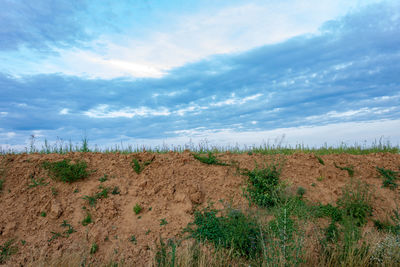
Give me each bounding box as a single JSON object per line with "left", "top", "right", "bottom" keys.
{"left": 42, "top": 159, "right": 92, "bottom": 183}
{"left": 0, "top": 239, "right": 18, "bottom": 264}
{"left": 131, "top": 158, "right": 153, "bottom": 174}
{"left": 28, "top": 174, "right": 49, "bottom": 188}
{"left": 193, "top": 152, "right": 229, "bottom": 166}
{"left": 0, "top": 179, "right": 4, "bottom": 192}
{"left": 133, "top": 203, "right": 142, "bottom": 214}
{"left": 334, "top": 162, "right": 355, "bottom": 177}
{"left": 82, "top": 186, "right": 110, "bottom": 207}
{"left": 376, "top": 166, "right": 399, "bottom": 189}
{"left": 243, "top": 160, "right": 285, "bottom": 208}
{"left": 316, "top": 155, "right": 325, "bottom": 165}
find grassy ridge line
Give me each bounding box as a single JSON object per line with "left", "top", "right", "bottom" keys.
{"left": 1, "top": 136, "right": 399, "bottom": 155}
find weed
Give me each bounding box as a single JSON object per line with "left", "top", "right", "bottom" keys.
{"left": 111, "top": 186, "right": 120, "bottom": 195}
{"left": 99, "top": 174, "right": 108, "bottom": 182}
{"left": 130, "top": 235, "right": 137, "bottom": 244}
{"left": 131, "top": 158, "right": 153, "bottom": 174}
{"left": 146, "top": 230, "right": 151, "bottom": 235}
{"left": 325, "top": 222, "right": 339, "bottom": 243}
{"left": 0, "top": 239, "right": 18, "bottom": 264}
{"left": 20, "top": 240, "right": 26, "bottom": 245}
{"left": 193, "top": 152, "right": 228, "bottom": 166}
{"left": 28, "top": 175, "right": 49, "bottom": 188}
{"left": 149, "top": 207, "right": 152, "bottom": 211}
{"left": 82, "top": 195, "right": 97, "bottom": 207}
{"left": 61, "top": 220, "right": 76, "bottom": 236}
{"left": 373, "top": 209, "right": 400, "bottom": 235}
{"left": 133, "top": 203, "right": 142, "bottom": 214}
{"left": 82, "top": 186, "right": 110, "bottom": 207}
{"left": 296, "top": 187, "right": 306, "bottom": 198}
{"left": 311, "top": 182, "right": 316, "bottom": 187}
{"left": 40, "top": 211, "right": 47, "bottom": 217}
{"left": 160, "top": 218, "right": 168, "bottom": 226}
{"left": 42, "top": 159, "right": 92, "bottom": 183}
{"left": 82, "top": 213, "right": 92, "bottom": 226}
{"left": 337, "top": 179, "right": 372, "bottom": 226}
{"left": 185, "top": 205, "right": 261, "bottom": 258}
{"left": 51, "top": 187, "right": 58, "bottom": 196}
{"left": 313, "top": 203, "right": 343, "bottom": 222}
{"left": 376, "top": 166, "right": 399, "bottom": 190}
{"left": 90, "top": 243, "right": 98, "bottom": 254}
{"left": 316, "top": 176, "right": 325, "bottom": 182}
{"left": 0, "top": 179, "right": 3, "bottom": 192}
{"left": 73, "top": 188, "right": 79, "bottom": 193}
{"left": 334, "top": 162, "right": 354, "bottom": 177}
{"left": 316, "top": 156, "right": 325, "bottom": 165}
{"left": 48, "top": 231, "right": 62, "bottom": 243}
{"left": 155, "top": 238, "right": 177, "bottom": 267}
{"left": 243, "top": 160, "right": 284, "bottom": 208}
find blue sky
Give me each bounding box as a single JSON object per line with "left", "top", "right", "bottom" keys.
{"left": 1, "top": 0, "right": 399, "bottom": 150}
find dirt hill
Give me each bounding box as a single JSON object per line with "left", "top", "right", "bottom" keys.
{"left": 0, "top": 151, "right": 399, "bottom": 266}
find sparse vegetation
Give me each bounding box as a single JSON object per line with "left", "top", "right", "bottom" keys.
{"left": 131, "top": 158, "right": 153, "bottom": 174}
{"left": 42, "top": 159, "right": 92, "bottom": 183}
{"left": 0, "top": 239, "right": 18, "bottom": 264}
{"left": 316, "top": 155, "right": 325, "bottom": 165}
{"left": 376, "top": 166, "right": 399, "bottom": 189}
{"left": 82, "top": 212, "right": 92, "bottom": 226}
{"left": 28, "top": 175, "right": 49, "bottom": 188}
{"left": 334, "top": 162, "right": 355, "bottom": 177}
{"left": 99, "top": 174, "right": 108, "bottom": 182}
{"left": 160, "top": 218, "right": 168, "bottom": 226}
{"left": 90, "top": 243, "right": 98, "bottom": 254}
{"left": 82, "top": 186, "right": 110, "bottom": 207}
{"left": 129, "top": 235, "right": 137, "bottom": 244}
{"left": 193, "top": 152, "right": 228, "bottom": 166}
{"left": 0, "top": 179, "right": 4, "bottom": 192}
{"left": 133, "top": 203, "right": 142, "bottom": 214}
{"left": 40, "top": 211, "right": 47, "bottom": 217}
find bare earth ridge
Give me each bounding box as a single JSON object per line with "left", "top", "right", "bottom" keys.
{"left": 0, "top": 151, "right": 399, "bottom": 266}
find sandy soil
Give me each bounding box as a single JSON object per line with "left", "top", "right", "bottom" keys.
{"left": 0, "top": 151, "right": 399, "bottom": 266}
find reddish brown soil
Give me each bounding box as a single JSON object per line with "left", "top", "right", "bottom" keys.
{"left": 0, "top": 152, "right": 399, "bottom": 266}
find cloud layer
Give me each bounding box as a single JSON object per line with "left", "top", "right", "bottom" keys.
{"left": 0, "top": 1, "right": 399, "bottom": 149}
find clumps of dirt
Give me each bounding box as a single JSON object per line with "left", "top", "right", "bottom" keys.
{"left": 0, "top": 151, "right": 399, "bottom": 266}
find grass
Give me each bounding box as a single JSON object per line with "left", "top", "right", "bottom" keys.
{"left": 160, "top": 218, "right": 168, "bottom": 226}
{"left": 376, "top": 166, "right": 399, "bottom": 189}
{"left": 0, "top": 179, "right": 4, "bottom": 192}
{"left": 133, "top": 203, "right": 142, "bottom": 214}
{"left": 82, "top": 212, "right": 92, "bottom": 226}
{"left": 130, "top": 235, "right": 137, "bottom": 244}
{"left": 334, "top": 162, "right": 355, "bottom": 177}
{"left": 131, "top": 158, "right": 153, "bottom": 174}
{"left": 192, "top": 152, "right": 229, "bottom": 166}
{"left": 90, "top": 243, "right": 98, "bottom": 254}
{"left": 0, "top": 239, "right": 18, "bottom": 264}
{"left": 28, "top": 175, "right": 49, "bottom": 188}
{"left": 316, "top": 155, "right": 325, "bottom": 165}
{"left": 82, "top": 186, "right": 110, "bottom": 207}
{"left": 42, "top": 159, "right": 92, "bottom": 183}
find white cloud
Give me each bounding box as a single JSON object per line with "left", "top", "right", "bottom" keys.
{"left": 210, "top": 93, "right": 263, "bottom": 107}
{"left": 60, "top": 108, "right": 69, "bottom": 115}
{"left": 0, "top": 112, "right": 7, "bottom": 117}
{"left": 83, "top": 104, "right": 171, "bottom": 118}
{"left": 305, "top": 107, "right": 396, "bottom": 121}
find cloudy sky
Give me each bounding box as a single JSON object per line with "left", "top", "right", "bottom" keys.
{"left": 1, "top": 0, "right": 399, "bottom": 150}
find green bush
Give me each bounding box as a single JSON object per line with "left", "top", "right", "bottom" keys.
{"left": 42, "top": 159, "right": 91, "bottom": 183}
{"left": 185, "top": 206, "right": 262, "bottom": 258}
{"left": 243, "top": 161, "right": 284, "bottom": 208}
{"left": 376, "top": 167, "right": 399, "bottom": 190}
{"left": 337, "top": 179, "right": 372, "bottom": 226}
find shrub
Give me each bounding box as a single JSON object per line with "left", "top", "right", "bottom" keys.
{"left": 185, "top": 206, "right": 262, "bottom": 258}
{"left": 243, "top": 160, "right": 284, "bottom": 208}
{"left": 337, "top": 179, "right": 372, "bottom": 226}
{"left": 42, "top": 159, "right": 91, "bottom": 183}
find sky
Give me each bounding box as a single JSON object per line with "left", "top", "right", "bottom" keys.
{"left": 1, "top": 0, "right": 400, "bottom": 150}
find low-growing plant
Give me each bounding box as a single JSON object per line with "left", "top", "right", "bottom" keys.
{"left": 129, "top": 235, "right": 137, "bottom": 244}
{"left": 160, "top": 218, "right": 168, "bottom": 226}
{"left": 192, "top": 152, "right": 228, "bottom": 166}
{"left": 313, "top": 203, "right": 343, "bottom": 222}
{"left": 0, "top": 179, "right": 4, "bottom": 192}
{"left": 316, "top": 156, "right": 325, "bottom": 165}
{"left": 131, "top": 158, "right": 153, "bottom": 174}
{"left": 376, "top": 166, "right": 399, "bottom": 189}
{"left": 40, "top": 211, "right": 47, "bottom": 217}
{"left": 42, "top": 159, "right": 92, "bottom": 183}
{"left": 28, "top": 175, "right": 49, "bottom": 188}
{"left": 243, "top": 160, "right": 285, "bottom": 208}
{"left": 90, "top": 243, "right": 98, "bottom": 254}
{"left": 133, "top": 203, "right": 142, "bottom": 214}
{"left": 82, "top": 186, "right": 110, "bottom": 207}
{"left": 325, "top": 222, "right": 339, "bottom": 243}
{"left": 99, "top": 174, "right": 108, "bottom": 182}
{"left": 337, "top": 179, "right": 373, "bottom": 226}
{"left": 296, "top": 186, "right": 306, "bottom": 198}
{"left": 0, "top": 239, "right": 18, "bottom": 264}
{"left": 111, "top": 186, "right": 120, "bottom": 195}
{"left": 155, "top": 238, "right": 177, "bottom": 267}
{"left": 334, "top": 162, "right": 354, "bottom": 177}
{"left": 82, "top": 213, "right": 92, "bottom": 226}
{"left": 48, "top": 231, "right": 62, "bottom": 243}
{"left": 51, "top": 187, "right": 58, "bottom": 196}
{"left": 184, "top": 205, "right": 262, "bottom": 258}
{"left": 316, "top": 176, "right": 325, "bottom": 182}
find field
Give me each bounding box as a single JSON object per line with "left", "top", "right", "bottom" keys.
{"left": 0, "top": 143, "right": 399, "bottom": 266}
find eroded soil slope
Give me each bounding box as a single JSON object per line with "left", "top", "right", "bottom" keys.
{"left": 0, "top": 152, "right": 399, "bottom": 266}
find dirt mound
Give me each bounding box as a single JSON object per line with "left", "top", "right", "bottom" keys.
{"left": 0, "top": 152, "right": 399, "bottom": 266}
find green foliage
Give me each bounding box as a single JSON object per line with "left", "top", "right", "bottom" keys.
{"left": 373, "top": 210, "right": 400, "bottom": 235}
{"left": 0, "top": 179, "right": 4, "bottom": 192}
{"left": 160, "top": 218, "right": 168, "bottom": 226}
{"left": 42, "top": 159, "right": 91, "bottom": 183}
{"left": 99, "top": 174, "right": 108, "bottom": 182}
{"left": 325, "top": 222, "right": 339, "bottom": 243}
{"left": 296, "top": 187, "right": 306, "bottom": 198}
{"left": 40, "top": 211, "right": 47, "bottom": 217}
{"left": 337, "top": 179, "right": 372, "bottom": 226}
{"left": 313, "top": 203, "right": 343, "bottom": 222}
{"left": 316, "top": 156, "right": 325, "bottom": 165}
{"left": 376, "top": 166, "right": 399, "bottom": 189}
{"left": 0, "top": 239, "right": 18, "bottom": 264}
{"left": 28, "top": 175, "right": 49, "bottom": 188}
{"left": 155, "top": 238, "right": 177, "bottom": 267}
{"left": 51, "top": 187, "right": 58, "bottom": 196}
{"left": 90, "top": 243, "right": 98, "bottom": 254}
{"left": 82, "top": 212, "right": 92, "bottom": 226}
{"left": 131, "top": 158, "right": 153, "bottom": 174}
{"left": 60, "top": 220, "right": 76, "bottom": 236}
{"left": 133, "top": 203, "right": 142, "bottom": 214}
{"left": 82, "top": 186, "right": 110, "bottom": 207}
{"left": 334, "top": 163, "right": 355, "bottom": 177}
{"left": 243, "top": 160, "right": 284, "bottom": 208}
{"left": 48, "top": 231, "right": 62, "bottom": 243}
{"left": 129, "top": 235, "right": 137, "bottom": 244}
{"left": 185, "top": 206, "right": 262, "bottom": 258}
{"left": 193, "top": 152, "right": 228, "bottom": 166}
{"left": 111, "top": 186, "right": 120, "bottom": 195}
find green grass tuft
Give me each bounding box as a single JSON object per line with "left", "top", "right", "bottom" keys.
{"left": 0, "top": 239, "right": 18, "bottom": 264}
{"left": 376, "top": 166, "right": 399, "bottom": 190}
{"left": 133, "top": 203, "right": 142, "bottom": 215}
{"left": 193, "top": 152, "right": 229, "bottom": 166}
{"left": 42, "top": 159, "right": 92, "bottom": 183}
{"left": 334, "top": 163, "right": 355, "bottom": 177}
